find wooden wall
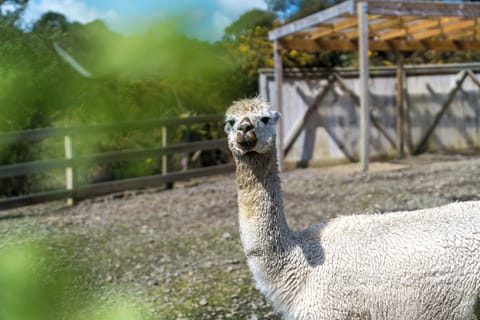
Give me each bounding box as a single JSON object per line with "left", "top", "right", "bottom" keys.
{"left": 259, "top": 63, "right": 480, "bottom": 166}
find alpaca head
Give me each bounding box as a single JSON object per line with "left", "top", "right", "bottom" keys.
{"left": 225, "top": 98, "right": 280, "bottom": 157}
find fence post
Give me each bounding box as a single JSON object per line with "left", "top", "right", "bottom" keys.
{"left": 64, "top": 135, "right": 75, "bottom": 206}
{"left": 162, "top": 126, "right": 168, "bottom": 175}
{"left": 181, "top": 128, "right": 189, "bottom": 172}
{"left": 162, "top": 126, "right": 174, "bottom": 189}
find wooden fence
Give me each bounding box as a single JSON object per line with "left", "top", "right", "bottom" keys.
{"left": 0, "top": 115, "right": 234, "bottom": 210}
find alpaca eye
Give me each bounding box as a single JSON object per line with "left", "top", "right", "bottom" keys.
{"left": 260, "top": 117, "right": 270, "bottom": 124}
{"left": 226, "top": 120, "right": 235, "bottom": 127}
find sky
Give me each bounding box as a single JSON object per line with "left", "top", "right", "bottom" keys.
{"left": 18, "top": 0, "right": 268, "bottom": 41}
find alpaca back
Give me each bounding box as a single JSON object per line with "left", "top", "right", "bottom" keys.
{"left": 290, "top": 201, "right": 480, "bottom": 320}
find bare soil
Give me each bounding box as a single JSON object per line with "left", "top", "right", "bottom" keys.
{"left": 1, "top": 152, "right": 480, "bottom": 319}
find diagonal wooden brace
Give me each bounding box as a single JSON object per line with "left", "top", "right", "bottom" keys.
{"left": 284, "top": 77, "right": 335, "bottom": 157}
{"left": 333, "top": 73, "right": 397, "bottom": 150}
{"left": 414, "top": 70, "right": 468, "bottom": 154}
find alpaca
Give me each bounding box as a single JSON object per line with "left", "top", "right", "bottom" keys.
{"left": 225, "top": 97, "right": 480, "bottom": 320}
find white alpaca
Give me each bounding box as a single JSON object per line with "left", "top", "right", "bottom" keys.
{"left": 225, "top": 98, "right": 480, "bottom": 320}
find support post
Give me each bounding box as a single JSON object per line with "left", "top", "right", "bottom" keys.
{"left": 358, "top": 2, "right": 370, "bottom": 172}
{"left": 64, "top": 135, "right": 75, "bottom": 206}
{"left": 274, "top": 40, "right": 284, "bottom": 172}
{"left": 162, "top": 126, "right": 168, "bottom": 175}
{"left": 396, "top": 54, "right": 405, "bottom": 158}
{"left": 259, "top": 72, "right": 269, "bottom": 101}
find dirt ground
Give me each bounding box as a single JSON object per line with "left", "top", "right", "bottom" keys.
{"left": 1, "top": 152, "right": 480, "bottom": 319}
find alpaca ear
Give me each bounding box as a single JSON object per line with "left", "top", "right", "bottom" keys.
{"left": 269, "top": 111, "right": 280, "bottom": 125}
{"left": 224, "top": 118, "right": 235, "bottom": 133}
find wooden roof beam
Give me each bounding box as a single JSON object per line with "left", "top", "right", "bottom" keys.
{"left": 342, "top": 28, "right": 359, "bottom": 39}
{"left": 280, "top": 39, "right": 321, "bottom": 51}
{"left": 422, "top": 40, "right": 457, "bottom": 50}
{"left": 439, "top": 17, "right": 465, "bottom": 24}
{"left": 386, "top": 40, "right": 426, "bottom": 51}
{"left": 312, "top": 15, "right": 379, "bottom": 39}
{"left": 309, "top": 27, "right": 336, "bottom": 39}
{"left": 340, "top": 16, "right": 431, "bottom": 40}
{"left": 310, "top": 16, "right": 387, "bottom": 40}
{"left": 369, "top": 17, "right": 402, "bottom": 32}
{"left": 444, "top": 30, "right": 474, "bottom": 41}
{"left": 269, "top": 0, "right": 354, "bottom": 40}
{"left": 372, "top": 17, "right": 474, "bottom": 41}
{"left": 369, "top": 16, "right": 417, "bottom": 33}
{"left": 281, "top": 37, "right": 480, "bottom": 52}
{"left": 317, "top": 39, "right": 357, "bottom": 50}
{"left": 404, "top": 19, "right": 439, "bottom": 33}
{"left": 441, "top": 19, "right": 476, "bottom": 33}
{"left": 411, "top": 18, "right": 476, "bottom": 40}
{"left": 280, "top": 38, "right": 356, "bottom": 51}
{"left": 308, "top": 16, "right": 362, "bottom": 39}
{"left": 367, "top": 1, "right": 480, "bottom": 18}
{"left": 317, "top": 17, "right": 358, "bottom": 31}
{"left": 411, "top": 28, "right": 442, "bottom": 40}
{"left": 280, "top": 39, "right": 395, "bottom": 51}
{"left": 376, "top": 28, "right": 408, "bottom": 40}
{"left": 317, "top": 14, "right": 380, "bottom": 30}
{"left": 456, "top": 40, "right": 480, "bottom": 50}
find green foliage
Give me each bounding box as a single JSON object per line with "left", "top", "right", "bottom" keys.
{"left": 223, "top": 22, "right": 275, "bottom": 96}
{"left": 45, "top": 17, "right": 239, "bottom": 123}
{"left": 0, "top": 9, "right": 242, "bottom": 195}
{"left": 0, "top": 10, "right": 242, "bottom": 130}
{"left": 0, "top": 3, "right": 73, "bottom": 195}
{"left": 0, "top": 235, "right": 144, "bottom": 320}
{"left": 220, "top": 4, "right": 351, "bottom": 94}
{"left": 225, "top": 9, "right": 277, "bottom": 39}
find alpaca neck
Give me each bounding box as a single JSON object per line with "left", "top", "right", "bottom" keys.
{"left": 234, "top": 147, "right": 293, "bottom": 258}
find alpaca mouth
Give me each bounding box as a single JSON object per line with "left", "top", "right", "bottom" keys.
{"left": 238, "top": 140, "right": 257, "bottom": 150}
{"left": 237, "top": 131, "right": 257, "bottom": 151}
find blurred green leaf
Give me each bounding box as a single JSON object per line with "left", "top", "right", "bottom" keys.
{"left": 0, "top": 235, "right": 145, "bottom": 320}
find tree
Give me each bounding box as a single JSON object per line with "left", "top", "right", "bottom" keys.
{"left": 0, "top": 2, "right": 74, "bottom": 195}
{"left": 0, "top": 0, "right": 27, "bottom": 30}
{"left": 224, "top": 9, "right": 276, "bottom": 40}
{"left": 265, "top": 0, "right": 300, "bottom": 18}
{"left": 33, "top": 11, "right": 69, "bottom": 34}
{"left": 222, "top": 9, "right": 279, "bottom": 97}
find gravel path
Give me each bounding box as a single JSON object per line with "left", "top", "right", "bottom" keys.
{"left": 1, "top": 152, "right": 480, "bottom": 319}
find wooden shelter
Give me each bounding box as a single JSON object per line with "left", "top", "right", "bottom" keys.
{"left": 269, "top": 0, "right": 480, "bottom": 172}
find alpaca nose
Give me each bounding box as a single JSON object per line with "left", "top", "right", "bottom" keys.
{"left": 238, "top": 121, "right": 254, "bottom": 133}
{"left": 236, "top": 118, "right": 257, "bottom": 150}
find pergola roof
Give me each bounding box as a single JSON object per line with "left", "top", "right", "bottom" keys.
{"left": 269, "top": 0, "right": 480, "bottom": 52}
{"left": 268, "top": 1, "right": 480, "bottom": 172}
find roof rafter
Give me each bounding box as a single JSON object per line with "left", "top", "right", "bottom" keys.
{"left": 280, "top": 37, "right": 480, "bottom": 52}
{"left": 270, "top": 0, "right": 480, "bottom": 52}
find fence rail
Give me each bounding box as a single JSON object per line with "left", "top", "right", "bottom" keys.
{"left": 0, "top": 115, "right": 224, "bottom": 144}
{"left": 0, "top": 114, "right": 234, "bottom": 210}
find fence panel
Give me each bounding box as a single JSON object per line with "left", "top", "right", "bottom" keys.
{"left": 0, "top": 114, "right": 233, "bottom": 210}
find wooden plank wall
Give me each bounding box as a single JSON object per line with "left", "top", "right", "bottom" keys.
{"left": 259, "top": 63, "right": 480, "bottom": 166}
